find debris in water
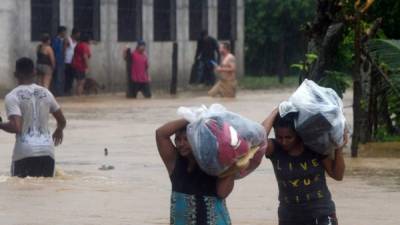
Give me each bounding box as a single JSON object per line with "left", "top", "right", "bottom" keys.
{"left": 99, "top": 148, "right": 115, "bottom": 170}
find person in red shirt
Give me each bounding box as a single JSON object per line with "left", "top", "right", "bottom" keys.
{"left": 72, "top": 33, "right": 91, "bottom": 96}
{"left": 124, "top": 41, "right": 152, "bottom": 98}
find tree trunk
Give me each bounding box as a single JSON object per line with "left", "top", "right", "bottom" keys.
{"left": 309, "top": 23, "right": 344, "bottom": 81}
{"left": 305, "top": 0, "right": 343, "bottom": 82}
{"left": 352, "top": 18, "right": 383, "bottom": 156}
{"left": 351, "top": 12, "right": 362, "bottom": 157}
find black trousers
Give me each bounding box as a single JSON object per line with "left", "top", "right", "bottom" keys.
{"left": 12, "top": 156, "right": 55, "bottom": 178}
{"left": 279, "top": 214, "right": 338, "bottom": 225}
{"left": 127, "top": 81, "right": 152, "bottom": 98}
{"left": 202, "top": 60, "right": 216, "bottom": 86}
{"left": 64, "top": 64, "right": 75, "bottom": 95}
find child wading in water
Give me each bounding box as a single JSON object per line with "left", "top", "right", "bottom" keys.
{"left": 156, "top": 119, "right": 234, "bottom": 225}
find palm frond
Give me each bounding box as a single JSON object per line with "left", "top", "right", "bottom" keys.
{"left": 368, "top": 39, "right": 400, "bottom": 70}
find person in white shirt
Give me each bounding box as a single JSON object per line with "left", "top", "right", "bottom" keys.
{"left": 0, "top": 57, "right": 66, "bottom": 177}
{"left": 64, "top": 28, "right": 80, "bottom": 95}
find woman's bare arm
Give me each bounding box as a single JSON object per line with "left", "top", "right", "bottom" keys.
{"left": 262, "top": 108, "right": 278, "bottom": 156}
{"left": 217, "top": 176, "right": 235, "bottom": 199}
{"left": 322, "top": 133, "right": 348, "bottom": 181}
{"left": 155, "top": 119, "right": 188, "bottom": 175}
{"left": 262, "top": 108, "right": 278, "bottom": 136}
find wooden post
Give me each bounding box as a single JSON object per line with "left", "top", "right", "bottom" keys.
{"left": 351, "top": 11, "right": 362, "bottom": 158}
{"left": 125, "top": 48, "right": 133, "bottom": 98}
{"left": 170, "top": 42, "right": 178, "bottom": 95}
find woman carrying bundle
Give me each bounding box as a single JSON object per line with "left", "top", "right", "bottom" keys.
{"left": 156, "top": 119, "right": 234, "bottom": 225}
{"left": 262, "top": 108, "right": 348, "bottom": 225}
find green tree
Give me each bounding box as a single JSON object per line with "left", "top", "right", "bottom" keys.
{"left": 365, "top": 0, "right": 400, "bottom": 39}
{"left": 245, "top": 0, "right": 315, "bottom": 82}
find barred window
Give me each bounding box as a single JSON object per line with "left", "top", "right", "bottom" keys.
{"left": 189, "top": 0, "right": 208, "bottom": 41}
{"left": 218, "top": 0, "right": 237, "bottom": 40}
{"left": 118, "top": 0, "right": 142, "bottom": 42}
{"left": 153, "top": 0, "right": 176, "bottom": 42}
{"left": 31, "top": 0, "right": 60, "bottom": 41}
{"left": 73, "top": 0, "right": 101, "bottom": 41}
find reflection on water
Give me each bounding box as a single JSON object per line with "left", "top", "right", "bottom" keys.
{"left": 347, "top": 166, "right": 400, "bottom": 191}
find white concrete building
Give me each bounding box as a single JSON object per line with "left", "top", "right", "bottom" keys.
{"left": 0, "top": 0, "right": 244, "bottom": 95}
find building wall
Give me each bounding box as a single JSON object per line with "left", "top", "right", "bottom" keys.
{"left": 0, "top": 0, "right": 19, "bottom": 95}
{"left": 0, "top": 0, "right": 244, "bottom": 95}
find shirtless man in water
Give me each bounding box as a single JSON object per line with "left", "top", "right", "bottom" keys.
{"left": 208, "top": 42, "right": 237, "bottom": 98}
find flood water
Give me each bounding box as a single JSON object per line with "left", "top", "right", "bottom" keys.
{"left": 0, "top": 90, "right": 399, "bottom": 225}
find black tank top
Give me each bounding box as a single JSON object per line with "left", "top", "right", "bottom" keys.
{"left": 170, "top": 155, "right": 218, "bottom": 196}
{"left": 37, "top": 45, "right": 52, "bottom": 66}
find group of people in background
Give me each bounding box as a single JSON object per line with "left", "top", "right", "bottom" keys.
{"left": 192, "top": 30, "right": 238, "bottom": 98}
{"left": 36, "top": 26, "right": 91, "bottom": 96}
{"left": 36, "top": 27, "right": 235, "bottom": 99}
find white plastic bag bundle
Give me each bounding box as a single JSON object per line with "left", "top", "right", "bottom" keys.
{"left": 279, "top": 79, "right": 346, "bottom": 155}
{"left": 177, "top": 104, "right": 267, "bottom": 177}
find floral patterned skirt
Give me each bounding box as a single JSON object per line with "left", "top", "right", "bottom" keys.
{"left": 170, "top": 191, "right": 231, "bottom": 225}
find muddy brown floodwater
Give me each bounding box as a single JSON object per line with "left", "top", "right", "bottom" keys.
{"left": 0, "top": 89, "right": 399, "bottom": 225}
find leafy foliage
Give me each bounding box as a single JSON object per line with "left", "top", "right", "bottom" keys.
{"left": 368, "top": 38, "right": 400, "bottom": 132}
{"left": 291, "top": 53, "right": 318, "bottom": 84}
{"left": 365, "top": 0, "right": 400, "bottom": 39}
{"left": 245, "top": 0, "right": 316, "bottom": 76}
{"left": 318, "top": 71, "right": 351, "bottom": 98}
{"left": 368, "top": 39, "right": 400, "bottom": 70}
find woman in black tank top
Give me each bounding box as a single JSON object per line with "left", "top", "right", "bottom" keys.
{"left": 156, "top": 119, "right": 234, "bottom": 225}
{"left": 261, "top": 108, "right": 348, "bottom": 225}
{"left": 36, "top": 33, "right": 55, "bottom": 89}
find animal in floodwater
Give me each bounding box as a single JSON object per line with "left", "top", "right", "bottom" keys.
{"left": 83, "top": 78, "right": 105, "bottom": 95}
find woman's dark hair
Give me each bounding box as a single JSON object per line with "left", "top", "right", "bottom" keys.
{"left": 41, "top": 33, "right": 51, "bottom": 43}
{"left": 175, "top": 126, "right": 187, "bottom": 137}
{"left": 273, "top": 112, "right": 298, "bottom": 131}
{"left": 71, "top": 28, "right": 80, "bottom": 35}
{"left": 200, "top": 30, "right": 208, "bottom": 39}
{"left": 176, "top": 126, "right": 187, "bottom": 134}
{"left": 80, "top": 33, "right": 90, "bottom": 43}
{"left": 57, "top": 26, "right": 67, "bottom": 34}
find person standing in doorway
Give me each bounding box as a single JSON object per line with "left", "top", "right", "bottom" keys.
{"left": 0, "top": 57, "right": 66, "bottom": 178}
{"left": 36, "top": 33, "right": 55, "bottom": 89}
{"left": 208, "top": 42, "right": 237, "bottom": 98}
{"left": 72, "top": 33, "right": 91, "bottom": 96}
{"left": 125, "top": 40, "right": 151, "bottom": 99}
{"left": 64, "top": 28, "right": 80, "bottom": 95}
{"left": 51, "top": 26, "right": 67, "bottom": 96}
{"left": 194, "top": 30, "right": 220, "bottom": 86}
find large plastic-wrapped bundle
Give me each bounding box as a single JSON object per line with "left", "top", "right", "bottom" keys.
{"left": 177, "top": 104, "right": 267, "bottom": 178}
{"left": 279, "top": 79, "right": 346, "bottom": 155}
